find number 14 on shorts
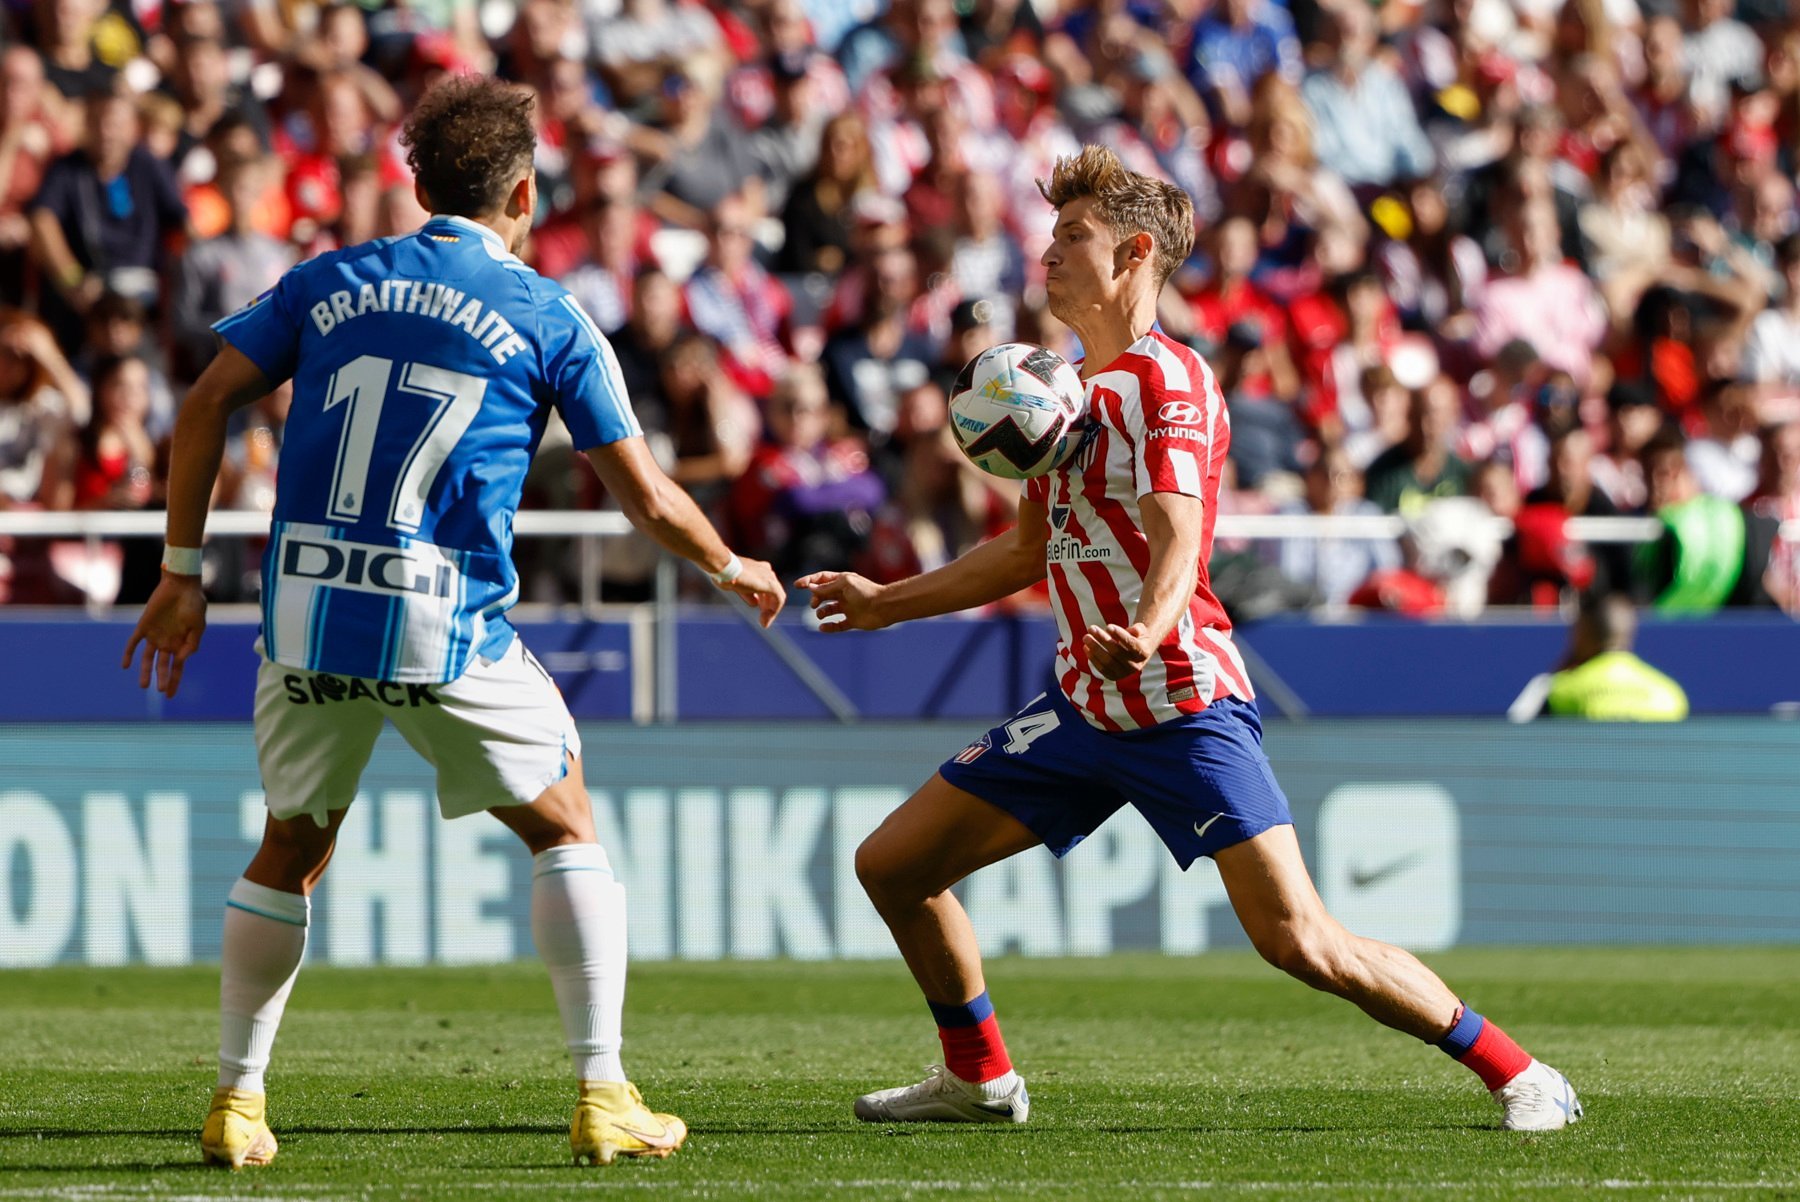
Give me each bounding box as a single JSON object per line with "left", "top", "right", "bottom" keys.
{"left": 953, "top": 695, "right": 1061, "bottom": 763}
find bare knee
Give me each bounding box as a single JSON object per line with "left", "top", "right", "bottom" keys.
{"left": 244, "top": 814, "right": 340, "bottom": 894}
{"left": 856, "top": 835, "right": 931, "bottom": 914}
{"left": 1253, "top": 919, "right": 1354, "bottom": 994}
{"left": 491, "top": 765, "right": 597, "bottom": 855}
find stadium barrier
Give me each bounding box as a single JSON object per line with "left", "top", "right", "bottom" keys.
{"left": 4, "top": 609, "right": 1798, "bottom": 721}
{"left": 6, "top": 510, "right": 1799, "bottom": 720}
{"left": 2, "top": 720, "right": 1794, "bottom": 968}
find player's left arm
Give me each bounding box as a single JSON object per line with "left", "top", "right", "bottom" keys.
{"left": 1084, "top": 492, "right": 1204, "bottom": 681}
{"left": 122, "top": 345, "right": 273, "bottom": 697}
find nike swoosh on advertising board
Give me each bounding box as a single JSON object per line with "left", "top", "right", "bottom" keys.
{"left": 1348, "top": 852, "right": 1425, "bottom": 889}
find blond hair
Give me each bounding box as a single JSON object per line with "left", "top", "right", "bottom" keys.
{"left": 1036, "top": 145, "right": 1195, "bottom": 286}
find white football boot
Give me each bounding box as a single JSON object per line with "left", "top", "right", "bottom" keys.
{"left": 854, "top": 1064, "right": 1030, "bottom": 1123}
{"left": 1493, "top": 1059, "right": 1583, "bottom": 1131}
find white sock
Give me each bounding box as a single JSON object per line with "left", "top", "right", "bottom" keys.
{"left": 218, "top": 878, "right": 309, "bottom": 1095}
{"left": 532, "top": 843, "right": 628, "bottom": 1084}
{"left": 978, "top": 1070, "right": 1022, "bottom": 1099}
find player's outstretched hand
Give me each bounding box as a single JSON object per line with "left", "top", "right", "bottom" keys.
{"left": 721, "top": 557, "right": 786, "bottom": 628}
{"left": 1084, "top": 622, "right": 1154, "bottom": 680}
{"left": 796, "top": 570, "right": 888, "bottom": 632}
{"left": 122, "top": 573, "right": 208, "bottom": 698}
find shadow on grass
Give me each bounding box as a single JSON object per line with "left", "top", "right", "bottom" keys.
{"left": 1, "top": 1123, "right": 565, "bottom": 1140}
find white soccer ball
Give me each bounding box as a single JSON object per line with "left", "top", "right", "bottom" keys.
{"left": 947, "top": 342, "right": 1088, "bottom": 480}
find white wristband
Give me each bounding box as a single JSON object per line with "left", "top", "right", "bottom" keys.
{"left": 707, "top": 553, "right": 744, "bottom": 586}
{"left": 162, "top": 544, "right": 203, "bottom": 576}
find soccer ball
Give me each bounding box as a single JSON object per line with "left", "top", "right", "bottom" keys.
{"left": 948, "top": 342, "right": 1087, "bottom": 479}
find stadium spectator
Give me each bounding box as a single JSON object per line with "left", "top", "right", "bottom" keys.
{"left": 1683, "top": 0, "right": 1763, "bottom": 128}
{"left": 1686, "top": 379, "right": 1762, "bottom": 502}
{"left": 56, "top": 352, "right": 155, "bottom": 511}
{"left": 1375, "top": 179, "right": 1485, "bottom": 334}
{"left": 1742, "top": 234, "right": 1800, "bottom": 387}
{"left": 1184, "top": 216, "right": 1299, "bottom": 403}
{"left": 609, "top": 268, "right": 684, "bottom": 429}
{"left": 1341, "top": 363, "right": 1411, "bottom": 470}
{"left": 728, "top": 363, "right": 885, "bottom": 581}
{"left": 1299, "top": 2, "right": 1434, "bottom": 189}
{"left": 822, "top": 244, "right": 935, "bottom": 437}
{"left": 31, "top": 0, "right": 115, "bottom": 106}
{"left": 172, "top": 157, "right": 296, "bottom": 380}
{"left": 1514, "top": 425, "right": 1632, "bottom": 605}
{"left": 867, "top": 380, "right": 1019, "bottom": 581}
{"left": 77, "top": 290, "right": 175, "bottom": 442}
{"left": 1473, "top": 201, "right": 1607, "bottom": 388}
{"left": 0, "top": 308, "right": 81, "bottom": 507}
{"left": 654, "top": 333, "right": 759, "bottom": 511}
{"left": 30, "top": 86, "right": 188, "bottom": 347}
{"left": 1747, "top": 421, "right": 1800, "bottom": 611}
{"left": 1525, "top": 592, "right": 1690, "bottom": 721}
{"left": 1366, "top": 376, "right": 1472, "bottom": 514}
{"left": 641, "top": 69, "right": 760, "bottom": 229}
{"left": 683, "top": 193, "right": 792, "bottom": 398}
{"left": 1592, "top": 381, "right": 1664, "bottom": 512}
{"left": 747, "top": 50, "right": 832, "bottom": 213}
{"left": 0, "top": 45, "right": 65, "bottom": 301}
{"left": 1274, "top": 444, "right": 1399, "bottom": 607}
{"left": 930, "top": 295, "right": 1002, "bottom": 399}
{"left": 1188, "top": 0, "right": 1302, "bottom": 126}
{"left": 1635, "top": 428, "right": 1778, "bottom": 611}
{"left": 558, "top": 194, "right": 651, "bottom": 338}
{"left": 589, "top": 0, "right": 728, "bottom": 109}
{"left": 778, "top": 110, "right": 877, "bottom": 279}
{"left": 1457, "top": 339, "right": 1551, "bottom": 496}
{"left": 160, "top": 34, "right": 272, "bottom": 173}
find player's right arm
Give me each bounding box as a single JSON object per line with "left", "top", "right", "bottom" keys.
{"left": 122, "top": 345, "right": 274, "bottom": 696}
{"left": 547, "top": 286, "right": 784, "bottom": 626}
{"left": 799, "top": 493, "right": 1050, "bottom": 631}
{"left": 584, "top": 438, "right": 785, "bottom": 627}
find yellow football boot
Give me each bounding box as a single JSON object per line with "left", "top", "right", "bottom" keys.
{"left": 200, "top": 1086, "right": 278, "bottom": 1169}
{"left": 570, "top": 1081, "right": 687, "bottom": 1165}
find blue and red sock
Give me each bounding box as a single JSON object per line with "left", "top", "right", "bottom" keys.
{"left": 928, "top": 991, "right": 1013, "bottom": 1085}
{"left": 1436, "top": 1003, "right": 1532, "bottom": 1091}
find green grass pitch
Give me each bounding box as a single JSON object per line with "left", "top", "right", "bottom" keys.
{"left": 2, "top": 950, "right": 1796, "bottom": 1201}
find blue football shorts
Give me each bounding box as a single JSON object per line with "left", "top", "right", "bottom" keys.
{"left": 937, "top": 682, "right": 1294, "bottom": 868}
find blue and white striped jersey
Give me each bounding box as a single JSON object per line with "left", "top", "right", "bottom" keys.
{"left": 215, "top": 214, "right": 640, "bottom": 683}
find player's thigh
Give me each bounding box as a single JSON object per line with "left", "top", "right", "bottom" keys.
{"left": 1212, "top": 824, "right": 1339, "bottom": 963}
{"left": 1112, "top": 697, "right": 1295, "bottom": 870}
{"left": 254, "top": 656, "right": 385, "bottom": 828}
{"left": 385, "top": 638, "right": 581, "bottom": 821}
{"left": 857, "top": 772, "right": 1044, "bottom": 900}
{"left": 865, "top": 690, "right": 1125, "bottom": 898}
{"left": 488, "top": 751, "right": 597, "bottom": 854}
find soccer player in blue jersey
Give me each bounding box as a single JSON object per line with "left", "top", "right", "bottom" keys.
{"left": 121, "top": 76, "right": 784, "bottom": 1169}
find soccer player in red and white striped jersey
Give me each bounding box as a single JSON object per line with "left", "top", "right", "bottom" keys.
{"left": 1030, "top": 325, "right": 1252, "bottom": 731}
{"left": 799, "top": 146, "right": 1580, "bottom": 1133}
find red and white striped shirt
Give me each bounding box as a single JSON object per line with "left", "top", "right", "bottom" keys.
{"left": 1027, "top": 331, "right": 1253, "bottom": 731}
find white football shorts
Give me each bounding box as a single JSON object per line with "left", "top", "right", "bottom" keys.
{"left": 253, "top": 636, "right": 582, "bottom": 825}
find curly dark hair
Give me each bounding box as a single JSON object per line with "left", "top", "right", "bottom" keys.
{"left": 401, "top": 75, "right": 536, "bottom": 218}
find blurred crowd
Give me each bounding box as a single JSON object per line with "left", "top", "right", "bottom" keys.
{"left": 1, "top": 0, "right": 1797, "bottom": 618}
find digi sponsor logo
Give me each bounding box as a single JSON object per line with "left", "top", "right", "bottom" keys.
{"left": 281, "top": 539, "right": 453, "bottom": 598}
